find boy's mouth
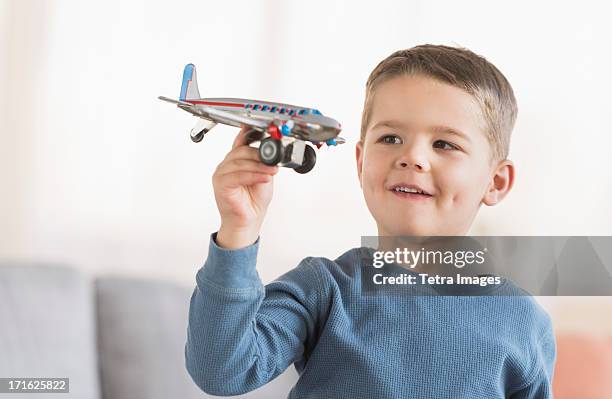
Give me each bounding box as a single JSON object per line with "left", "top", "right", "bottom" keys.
{"left": 388, "top": 183, "right": 433, "bottom": 200}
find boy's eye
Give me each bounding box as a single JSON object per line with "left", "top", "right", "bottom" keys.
{"left": 378, "top": 134, "right": 402, "bottom": 144}
{"left": 433, "top": 140, "right": 458, "bottom": 151}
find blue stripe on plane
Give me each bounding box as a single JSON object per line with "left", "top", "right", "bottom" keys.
{"left": 180, "top": 63, "right": 195, "bottom": 101}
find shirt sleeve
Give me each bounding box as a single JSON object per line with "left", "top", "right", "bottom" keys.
{"left": 185, "top": 231, "right": 324, "bottom": 396}
{"left": 510, "top": 315, "right": 557, "bottom": 398}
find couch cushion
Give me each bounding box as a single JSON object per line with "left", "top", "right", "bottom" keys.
{"left": 0, "top": 263, "right": 101, "bottom": 399}
{"left": 96, "top": 276, "right": 206, "bottom": 399}
{"left": 95, "top": 276, "right": 299, "bottom": 399}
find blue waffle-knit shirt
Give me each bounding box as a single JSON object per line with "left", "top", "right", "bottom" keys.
{"left": 186, "top": 232, "right": 556, "bottom": 398}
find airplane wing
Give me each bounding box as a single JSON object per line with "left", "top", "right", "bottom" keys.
{"left": 158, "top": 96, "right": 268, "bottom": 131}
{"left": 158, "top": 96, "right": 192, "bottom": 107}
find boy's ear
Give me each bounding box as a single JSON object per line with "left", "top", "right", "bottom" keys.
{"left": 355, "top": 141, "right": 364, "bottom": 188}
{"left": 482, "top": 159, "right": 515, "bottom": 206}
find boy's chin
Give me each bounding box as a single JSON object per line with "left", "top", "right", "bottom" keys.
{"left": 381, "top": 224, "right": 435, "bottom": 237}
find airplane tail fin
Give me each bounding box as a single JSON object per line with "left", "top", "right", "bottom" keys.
{"left": 179, "top": 64, "right": 201, "bottom": 101}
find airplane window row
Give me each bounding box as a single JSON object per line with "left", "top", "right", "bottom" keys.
{"left": 245, "top": 103, "right": 322, "bottom": 116}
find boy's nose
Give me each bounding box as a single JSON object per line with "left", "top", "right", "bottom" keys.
{"left": 395, "top": 154, "right": 430, "bottom": 172}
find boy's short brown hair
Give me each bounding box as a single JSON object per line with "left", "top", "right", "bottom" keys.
{"left": 360, "top": 44, "right": 518, "bottom": 163}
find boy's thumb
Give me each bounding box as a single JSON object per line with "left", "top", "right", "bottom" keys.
{"left": 231, "top": 126, "right": 249, "bottom": 150}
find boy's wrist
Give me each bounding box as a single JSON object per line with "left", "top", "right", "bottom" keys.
{"left": 216, "top": 224, "right": 260, "bottom": 249}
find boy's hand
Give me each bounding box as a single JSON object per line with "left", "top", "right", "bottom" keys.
{"left": 213, "top": 127, "right": 279, "bottom": 249}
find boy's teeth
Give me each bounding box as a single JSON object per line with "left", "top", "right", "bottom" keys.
{"left": 394, "top": 187, "right": 423, "bottom": 194}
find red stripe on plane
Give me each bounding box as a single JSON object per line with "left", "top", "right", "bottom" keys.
{"left": 186, "top": 100, "right": 244, "bottom": 107}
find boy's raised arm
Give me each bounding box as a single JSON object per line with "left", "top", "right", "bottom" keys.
{"left": 184, "top": 127, "right": 322, "bottom": 396}
{"left": 185, "top": 232, "right": 323, "bottom": 396}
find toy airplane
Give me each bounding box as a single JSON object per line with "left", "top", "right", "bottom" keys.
{"left": 159, "top": 64, "right": 345, "bottom": 174}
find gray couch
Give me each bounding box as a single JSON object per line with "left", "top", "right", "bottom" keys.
{"left": 0, "top": 264, "right": 298, "bottom": 398}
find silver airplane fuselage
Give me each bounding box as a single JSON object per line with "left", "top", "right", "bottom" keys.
{"left": 183, "top": 97, "right": 342, "bottom": 143}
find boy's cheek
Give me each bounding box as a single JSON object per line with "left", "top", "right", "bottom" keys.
{"left": 437, "top": 162, "right": 478, "bottom": 189}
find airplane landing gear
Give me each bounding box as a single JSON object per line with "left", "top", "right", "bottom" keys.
{"left": 251, "top": 130, "right": 317, "bottom": 173}
{"left": 293, "top": 145, "right": 316, "bottom": 174}
{"left": 259, "top": 138, "right": 282, "bottom": 165}
{"left": 190, "top": 121, "right": 217, "bottom": 143}
{"left": 190, "top": 130, "right": 205, "bottom": 143}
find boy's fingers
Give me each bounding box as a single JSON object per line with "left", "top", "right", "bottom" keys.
{"left": 224, "top": 145, "right": 261, "bottom": 163}
{"left": 231, "top": 126, "right": 251, "bottom": 150}
{"left": 222, "top": 171, "right": 272, "bottom": 189}
{"left": 216, "top": 159, "right": 279, "bottom": 177}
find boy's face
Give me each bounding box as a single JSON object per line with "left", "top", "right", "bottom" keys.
{"left": 356, "top": 74, "right": 514, "bottom": 236}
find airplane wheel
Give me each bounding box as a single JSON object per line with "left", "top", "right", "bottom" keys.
{"left": 259, "top": 138, "right": 282, "bottom": 165}
{"left": 294, "top": 145, "right": 316, "bottom": 174}
{"left": 191, "top": 130, "right": 205, "bottom": 143}
{"left": 282, "top": 143, "right": 295, "bottom": 164}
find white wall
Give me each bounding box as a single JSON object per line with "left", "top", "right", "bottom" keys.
{"left": 2, "top": 1, "right": 611, "bottom": 331}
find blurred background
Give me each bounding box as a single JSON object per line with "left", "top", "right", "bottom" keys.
{"left": 1, "top": 0, "right": 612, "bottom": 395}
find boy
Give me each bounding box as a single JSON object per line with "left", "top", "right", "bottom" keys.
{"left": 185, "top": 44, "right": 556, "bottom": 398}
